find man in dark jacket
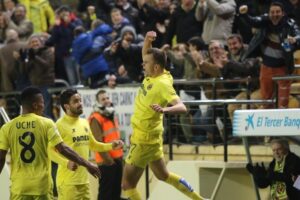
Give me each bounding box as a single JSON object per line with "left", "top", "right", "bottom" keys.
{"left": 165, "top": 0, "right": 202, "bottom": 45}
{"left": 247, "top": 138, "right": 300, "bottom": 200}
{"left": 239, "top": 2, "right": 300, "bottom": 108}
{"left": 222, "top": 34, "right": 261, "bottom": 121}
{"left": 46, "top": 5, "right": 82, "bottom": 85}
{"left": 104, "top": 25, "right": 144, "bottom": 83}
{"left": 16, "top": 34, "right": 55, "bottom": 118}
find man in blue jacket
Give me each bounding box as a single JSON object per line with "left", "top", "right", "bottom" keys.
{"left": 71, "top": 19, "right": 112, "bottom": 88}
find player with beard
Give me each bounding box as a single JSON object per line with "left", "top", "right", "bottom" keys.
{"left": 50, "top": 89, "right": 124, "bottom": 200}
{"left": 89, "top": 90, "right": 123, "bottom": 200}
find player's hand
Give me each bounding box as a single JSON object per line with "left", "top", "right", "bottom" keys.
{"left": 145, "top": 31, "right": 157, "bottom": 42}
{"left": 67, "top": 161, "right": 78, "bottom": 171}
{"left": 239, "top": 5, "right": 248, "bottom": 14}
{"left": 86, "top": 162, "right": 101, "bottom": 178}
{"left": 150, "top": 104, "right": 164, "bottom": 113}
{"left": 112, "top": 140, "right": 124, "bottom": 150}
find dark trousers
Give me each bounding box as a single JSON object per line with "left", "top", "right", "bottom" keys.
{"left": 98, "top": 158, "right": 123, "bottom": 200}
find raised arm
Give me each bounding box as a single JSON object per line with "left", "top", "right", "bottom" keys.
{"left": 239, "top": 5, "right": 269, "bottom": 28}
{"left": 142, "top": 31, "right": 157, "bottom": 60}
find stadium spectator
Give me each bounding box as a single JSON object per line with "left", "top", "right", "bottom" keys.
{"left": 15, "top": 34, "right": 55, "bottom": 118}
{"left": 195, "top": 40, "right": 228, "bottom": 143}
{"left": 9, "top": 4, "right": 33, "bottom": 42}
{"left": 137, "top": 0, "right": 171, "bottom": 47}
{"left": 110, "top": 7, "right": 132, "bottom": 40}
{"left": 77, "top": 0, "right": 114, "bottom": 23}
{"left": 71, "top": 20, "right": 112, "bottom": 88}
{"left": 81, "top": 5, "right": 97, "bottom": 30}
{"left": 3, "top": 0, "right": 15, "bottom": 18}
{"left": 165, "top": 0, "right": 202, "bottom": 45}
{"left": 19, "top": 0, "right": 55, "bottom": 33}
{"left": 0, "top": 29, "right": 26, "bottom": 92}
{"left": 239, "top": 2, "right": 300, "bottom": 108}
{"left": 232, "top": 0, "right": 257, "bottom": 44}
{"left": 223, "top": 34, "right": 261, "bottom": 121}
{"left": 195, "top": 0, "right": 236, "bottom": 45}
{"left": 0, "top": 12, "right": 13, "bottom": 44}
{"left": 247, "top": 138, "right": 300, "bottom": 200}
{"left": 46, "top": 5, "right": 82, "bottom": 85}
{"left": 104, "top": 25, "right": 144, "bottom": 83}
{"left": 165, "top": 43, "right": 186, "bottom": 79}
{"left": 115, "top": 0, "right": 140, "bottom": 33}
{"left": 162, "top": 37, "right": 207, "bottom": 142}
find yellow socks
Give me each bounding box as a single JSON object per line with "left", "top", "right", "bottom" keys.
{"left": 124, "top": 188, "right": 142, "bottom": 200}
{"left": 165, "top": 173, "right": 203, "bottom": 200}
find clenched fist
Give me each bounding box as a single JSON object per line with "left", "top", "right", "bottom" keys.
{"left": 239, "top": 5, "right": 248, "bottom": 14}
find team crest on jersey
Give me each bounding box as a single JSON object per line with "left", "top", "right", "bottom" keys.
{"left": 72, "top": 128, "right": 76, "bottom": 133}
{"left": 84, "top": 127, "right": 89, "bottom": 133}
{"left": 147, "top": 84, "right": 153, "bottom": 90}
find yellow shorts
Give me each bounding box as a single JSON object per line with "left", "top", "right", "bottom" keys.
{"left": 57, "top": 183, "right": 90, "bottom": 200}
{"left": 10, "top": 193, "right": 50, "bottom": 200}
{"left": 125, "top": 142, "right": 164, "bottom": 168}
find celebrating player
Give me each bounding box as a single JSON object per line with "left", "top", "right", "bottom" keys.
{"left": 121, "top": 31, "right": 203, "bottom": 200}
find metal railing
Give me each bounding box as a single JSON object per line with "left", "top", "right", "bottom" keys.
{"left": 166, "top": 99, "right": 275, "bottom": 161}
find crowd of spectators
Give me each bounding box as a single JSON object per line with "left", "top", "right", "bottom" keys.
{"left": 0, "top": 0, "right": 300, "bottom": 142}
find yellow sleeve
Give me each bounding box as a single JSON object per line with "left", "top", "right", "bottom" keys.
{"left": 44, "top": 3, "right": 55, "bottom": 26}
{"left": 0, "top": 126, "right": 9, "bottom": 150}
{"left": 48, "top": 146, "right": 68, "bottom": 168}
{"left": 46, "top": 120, "right": 63, "bottom": 148}
{"left": 160, "top": 79, "right": 179, "bottom": 104}
{"left": 89, "top": 131, "right": 113, "bottom": 152}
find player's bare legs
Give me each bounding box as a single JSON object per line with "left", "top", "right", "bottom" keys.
{"left": 122, "top": 163, "right": 144, "bottom": 200}
{"left": 149, "top": 158, "right": 169, "bottom": 180}
{"left": 150, "top": 158, "right": 204, "bottom": 200}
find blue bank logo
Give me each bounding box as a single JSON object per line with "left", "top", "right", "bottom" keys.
{"left": 245, "top": 114, "right": 254, "bottom": 131}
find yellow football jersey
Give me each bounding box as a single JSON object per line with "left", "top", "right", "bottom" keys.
{"left": 0, "top": 113, "right": 62, "bottom": 195}
{"left": 52, "top": 115, "right": 112, "bottom": 186}
{"left": 131, "top": 70, "right": 179, "bottom": 144}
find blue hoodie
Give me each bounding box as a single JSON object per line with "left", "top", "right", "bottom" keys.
{"left": 71, "top": 23, "right": 112, "bottom": 78}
